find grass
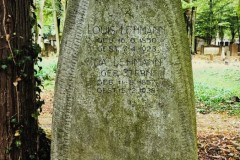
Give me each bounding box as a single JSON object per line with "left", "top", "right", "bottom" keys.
{"left": 193, "top": 63, "right": 240, "bottom": 116}
{"left": 37, "top": 57, "right": 240, "bottom": 116}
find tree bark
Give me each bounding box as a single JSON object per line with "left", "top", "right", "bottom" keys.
{"left": 33, "top": 0, "right": 39, "bottom": 43}
{"left": 230, "top": 24, "right": 236, "bottom": 43}
{"left": 208, "top": 0, "right": 213, "bottom": 45}
{"left": 183, "top": 0, "right": 196, "bottom": 54}
{"left": 62, "top": 0, "right": 68, "bottom": 27}
{"left": 191, "top": 7, "right": 196, "bottom": 54}
{"left": 37, "top": 0, "right": 46, "bottom": 51}
{"left": 0, "top": 0, "right": 38, "bottom": 159}
{"left": 237, "top": 16, "right": 240, "bottom": 52}
{"left": 52, "top": 0, "right": 60, "bottom": 55}
{"left": 238, "top": 0, "right": 240, "bottom": 51}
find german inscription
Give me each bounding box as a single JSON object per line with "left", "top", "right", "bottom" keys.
{"left": 81, "top": 24, "right": 166, "bottom": 97}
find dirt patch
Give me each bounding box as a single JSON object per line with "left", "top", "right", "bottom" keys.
{"left": 38, "top": 91, "right": 54, "bottom": 136}
{"left": 197, "top": 112, "right": 240, "bottom": 136}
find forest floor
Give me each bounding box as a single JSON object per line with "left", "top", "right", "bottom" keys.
{"left": 39, "top": 55, "right": 240, "bottom": 159}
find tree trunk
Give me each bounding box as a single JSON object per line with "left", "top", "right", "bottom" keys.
{"left": 37, "top": 0, "right": 46, "bottom": 51}
{"left": 238, "top": 28, "right": 240, "bottom": 52}
{"left": 230, "top": 25, "right": 236, "bottom": 43}
{"left": 0, "top": 0, "right": 38, "bottom": 159}
{"left": 185, "top": 8, "right": 192, "bottom": 52}
{"left": 33, "top": 0, "right": 39, "bottom": 43}
{"left": 62, "top": 0, "right": 68, "bottom": 26}
{"left": 183, "top": 0, "right": 196, "bottom": 54}
{"left": 52, "top": 0, "right": 60, "bottom": 55}
{"left": 191, "top": 7, "right": 196, "bottom": 54}
{"left": 237, "top": 15, "right": 240, "bottom": 52}
{"left": 219, "top": 26, "right": 224, "bottom": 46}
{"left": 52, "top": 0, "right": 198, "bottom": 159}
{"left": 207, "top": 0, "right": 213, "bottom": 45}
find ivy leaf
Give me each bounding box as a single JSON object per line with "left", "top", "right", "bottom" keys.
{"left": 14, "top": 130, "right": 21, "bottom": 137}
{"left": 37, "top": 24, "right": 41, "bottom": 29}
{"left": 38, "top": 57, "right": 42, "bottom": 62}
{"left": 1, "top": 65, "right": 7, "bottom": 70}
{"left": 38, "top": 66, "right": 42, "bottom": 71}
{"left": 5, "top": 147, "right": 12, "bottom": 154}
{"left": 31, "top": 111, "right": 40, "bottom": 120}
{"left": 34, "top": 86, "right": 42, "bottom": 93}
{"left": 10, "top": 118, "right": 17, "bottom": 124}
{"left": 13, "top": 82, "right": 18, "bottom": 87}
{"left": 15, "top": 140, "right": 21, "bottom": 148}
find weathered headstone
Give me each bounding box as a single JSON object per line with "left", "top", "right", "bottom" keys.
{"left": 230, "top": 43, "right": 238, "bottom": 56}
{"left": 51, "top": 0, "right": 198, "bottom": 159}
{"left": 221, "top": 47, "right": 226, "bottom": 60}
{"left": 203, "top": 46, "right": 220, "bottom": 55}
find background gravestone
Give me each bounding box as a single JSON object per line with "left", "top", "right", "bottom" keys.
{"left": 51, "top": 0, "right": 198, "bottom": 159}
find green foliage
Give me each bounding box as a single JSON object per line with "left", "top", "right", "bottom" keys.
{"left": 35, "top": 57, "right": 58, "bottom": 90}
{"left": 194, "top": 82, "right": 240, "bottom": 115}
{"left": 187, "top": 0, "right": 240, "bottom": 42}
{"left": 36, "top": 0, "right": 55, "bottom": 36}
{"left": 194, "top": 65, "right": 240, "bottom": 116}
{"left": 181, "top": 0, "right": 195, "bottom": 9}
{"left": 35, "top": 0, "right": 65, "bottom": 36}
{"left": 238, "top": 0, "right": 240, "bottom": 16}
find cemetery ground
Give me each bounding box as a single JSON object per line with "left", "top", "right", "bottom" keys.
{"left": 38, "top": 55, "right": 240, "bottom": 159}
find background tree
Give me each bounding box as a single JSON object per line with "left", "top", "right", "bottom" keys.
{"left": 37, "top": 0, "right": 46, "bottom": 50}
{"left": 34, "top": 0, "right": 67, "bottom": 55}
{"left": 237, "top": 0, "right": 240, "bottom": 51}
{"left": 52, "top": 0, "right": 62, "bottom": 55}
{"left": 62, "top": 0, "right": 68, "bottom": 25}
{"left": 182, "top": 0, "right": 197, "bottom": 54}
{"left": 193, "top": 0, "right": 239, "bottom": 45}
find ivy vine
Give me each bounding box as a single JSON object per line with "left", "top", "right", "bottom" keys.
{"left": 0, "top": 1, "right": 50, "bottom": 159}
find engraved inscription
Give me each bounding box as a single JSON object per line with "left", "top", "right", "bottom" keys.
{"left": 82, "top": 24, "right": 166, "bottom": 97}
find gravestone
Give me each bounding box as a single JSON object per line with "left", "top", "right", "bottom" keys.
{"left": 221, "top": 47, "right": 226, "bottom": 60}
{"left": 203, "top": 46, "right": 220, "bottom": 55}
{"left": 230, "top": 43, "right": 238, "bottom": 56}
{"left": 51, "top": 0, "right": 198, "bottom": 159}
